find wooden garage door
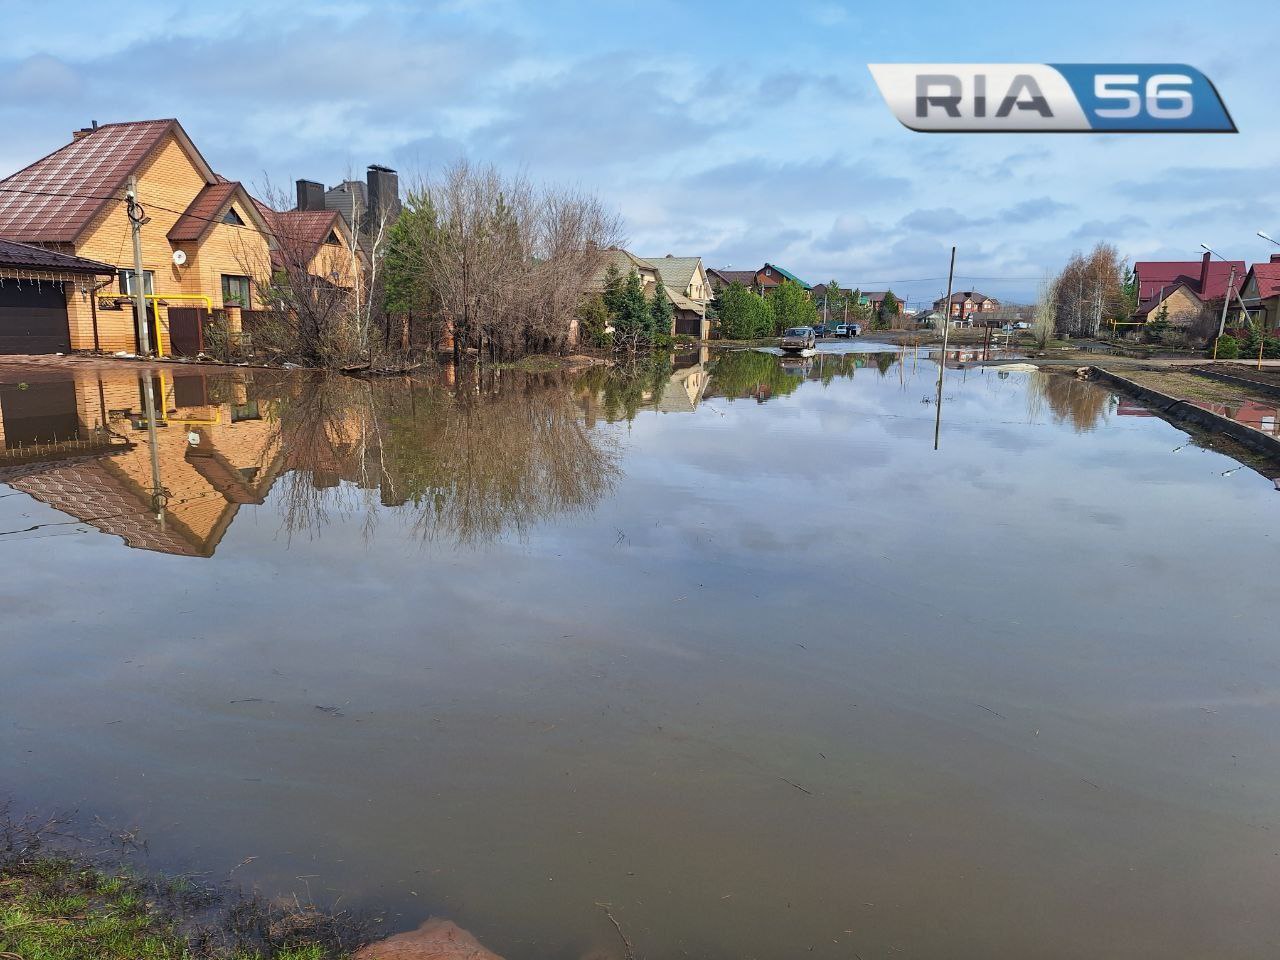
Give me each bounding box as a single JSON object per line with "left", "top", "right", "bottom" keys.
{"left": 0, "top": 281, "right": 69, "bottom": 354}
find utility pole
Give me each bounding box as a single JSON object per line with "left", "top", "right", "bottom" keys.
{"left": 124, "top": 176, "right": 165, "bottom": 518}
{"left": 934, "top": 245, "right": 956, "bottom": 451}
{"left": 126, "top": 176, "right": 152, "bottom": 355}
{"left": 1213, "top": 265, "right": 1236, "bottom": 361}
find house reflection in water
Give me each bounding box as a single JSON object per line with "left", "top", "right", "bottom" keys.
{"left": 0, "top": 362, "right": 622, "bottom": 554}
{"left": 0, "top": 368, "right": 282, "bottom": 557}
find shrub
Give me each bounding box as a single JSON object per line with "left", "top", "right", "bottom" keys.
{"left": 1212, "top": 334, "right": 1239, "bottom": 359}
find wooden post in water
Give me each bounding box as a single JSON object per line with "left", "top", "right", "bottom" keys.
{"left": 934, "top": 246, "right": 956, "bottom": 450}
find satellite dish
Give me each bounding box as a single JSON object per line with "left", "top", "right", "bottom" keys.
{"left": 172, "top": 250, "right": 187, "bottom": 266}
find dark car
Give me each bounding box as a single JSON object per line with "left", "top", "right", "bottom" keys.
{"left": 780, "top": 326, "right": 817, "bottom": 352}
{"left": 812, "top": 323, "right": 829, "bottom": 337}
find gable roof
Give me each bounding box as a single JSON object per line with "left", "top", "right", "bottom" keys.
{"left": 939, "top": 290, "right": 997, "bottom": 305}
{"left": 1133, "top": 281, "right": 1200, "bottom": 317}
{"left": 707, "top": 268, "right": 757, "bottom": 286}
{"left": 1134, "top": 259, "right": 1244, "bottom": 301}
{"left": 641, "top": 255, "right": 704, "bottom": 296}
{"left": 167, "top": 181, "right": 270, "bottom": 243}
{"left": 1245, "top": 261, "right": 1280, "bottom": 301}
{"left": 266, "top": 208, "right": 345, "bottom": 268}
{"left": 0, "top": 120, "right": 215, "bottom": 244}
{"left": 664, "top": 285, "right": 702, "bottom": 313}
{"left": 589, "top": 248, "right": 659, "bottom": 289}
{"left": 0, "top": 237, "right": 115, "bottom": 275}
{"left": 761, "top": 263, "right": 810, "bottom": 289}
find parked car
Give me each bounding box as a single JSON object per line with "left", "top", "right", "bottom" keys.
{"left": 833, "top": 323, "right": 861, "bottom": 337}
{"left": 780, "top": 326, "right": 816, "bottom": 352}
{"left": 812, "top": 323, "right": 829, "bottom": 337}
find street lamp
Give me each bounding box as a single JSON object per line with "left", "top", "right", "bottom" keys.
{"left": 1258, "top": 231, "right": 1279, "bottom": 247}
{"left": 1200, "top": 244, "right": 1238, "bottom": 360}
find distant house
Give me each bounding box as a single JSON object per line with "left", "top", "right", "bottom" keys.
{"left": 1132, "top": 252, "right": 1245, "bottom": 327}
{"left": 755, "top": 263, "right": 810, "bottom": 294}
{"left": 293, "top": 166, "right": 401, "bottom": 241}
{"left": 641, "top": 254, "right": 712, "bottom": 339}
{"left": 706, "top": 268, "right": 758, "bottom": 294}
{"left": 934, "top": 290, "right": 999, "bottom": 321}
{"left": 1236, "top": 254, "right": 1280, "bottom": 332}
{"left": 587, "top": 248, "right": 712, "bottom": 340}
{"left": 860, "top": 290, "right": 903, "bottom": 316}
{"left": 0, "top": 119, "right": 276, "bottom": 355}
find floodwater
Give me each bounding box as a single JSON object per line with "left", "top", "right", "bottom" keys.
{"left": 3, "top": 346, "right": 1279, "bottom": 959}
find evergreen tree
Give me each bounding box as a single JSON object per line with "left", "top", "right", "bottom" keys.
{"left": 770, "top": 280, "right": 818, "bottom": 331}
{"left": 613, "top": 269, "right": 652, "bottom": 347}
{"left": 577, "top": 293, "right": 611, "bottom": 348}
{"left": 602, "top": 262, "right": 625, "bottom": 318}
{"left": 718, "top": 281, "right": 776, "bottom": 339}
{"left": 650, "top": 283, "right": 673, "bottom": 337}
{"left": 879, "top": 290, "right": 900, "bottom": 322}
{"left": 383, "top": 195, "right": 437, "bottom": 320}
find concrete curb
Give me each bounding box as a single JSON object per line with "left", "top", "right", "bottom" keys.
{"left": 1090, "top": 367, "right": 1280, "bottom": 461}
{"left": 1189, "top": 366, "right": 1280, "bottom": 400}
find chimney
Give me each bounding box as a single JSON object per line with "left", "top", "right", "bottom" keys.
{"left": 365, "top": 164, "right": 401, "bottom": 233}
{"left": 71, "top": 120, "right": 98, "bottom": 141}
{"left": 1271, "top": 254, "right": 1280, "bottom": 264}
{"left": 1200, "top": 251, "right": 1211, "bottom": 294}
{"left": 296, "top": 179, "right": 325, "bottom": 211}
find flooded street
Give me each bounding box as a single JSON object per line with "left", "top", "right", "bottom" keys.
{"left": 3, "top": 346, "right": 1279, "bottom": 959}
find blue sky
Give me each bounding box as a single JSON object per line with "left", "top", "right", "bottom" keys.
{"left": 1, "top": 0, "right": 1276, "bottom": 306}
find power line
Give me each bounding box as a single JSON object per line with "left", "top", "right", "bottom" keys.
{"left": 0, "top": 182, "right": 337, "bottom": 248}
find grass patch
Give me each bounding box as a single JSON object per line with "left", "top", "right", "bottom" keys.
{"left": 1, "top": 811, "right": 371, "bottom": 960}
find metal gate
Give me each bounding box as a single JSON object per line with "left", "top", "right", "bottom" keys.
{"left": 166, "top": 307, "right": 207, "bottom": 357}
{"left": 0, "top": 280, "right": 69, "bottom": 354}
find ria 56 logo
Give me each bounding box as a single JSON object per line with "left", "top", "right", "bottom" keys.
{"left": 868, "top": 64, "right": 1236, "bottom": 133}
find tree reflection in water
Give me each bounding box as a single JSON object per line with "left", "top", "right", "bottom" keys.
{"left": 1026, "top": 371, "right": 1111, "bottom": 433}
{"left": 267, "top": 366, "right": 620, "bottom": 545}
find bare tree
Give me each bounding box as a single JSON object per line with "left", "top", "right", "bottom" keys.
{"left": 1032, "top": 274, "right": 1058, "bottom": 349}
{"left": 1053, "top": 243, "right": 1125, "bottom": 337}
{"left": 394, "top": 160, "right": 622, "bottom": 364}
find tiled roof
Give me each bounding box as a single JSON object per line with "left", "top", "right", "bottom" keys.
{"left": 0, "top": 237, "right": 115, "bottom": 274}
{"left": 167, "top": 181, "right": 241, "bottom": 242}
{"left": 0, "top": 120, "right": 195, "bottom": 243}
{"left": 641, "top": 255, "right": 703, "bottom": 295}
{"left": 1134, "top": 259, "right": 1244, "bottom": 301}
{"left": 940, "top": 290, "right": 996, "bottom": 305}
{"left": 266, "top": 208, "right": 342, "bottom": 268}
{"left": 664, "top": 285, "right": 701, "bottom": 313}
{"left": 1249, "top": 262, "right": 1280, "bottom": 300}
{"left": 707, "top": 268, "right": 757, "bottom": 286}
{"left": 589, "top": 248, "right": 659, "bottom": 289}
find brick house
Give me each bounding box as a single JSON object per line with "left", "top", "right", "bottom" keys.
{"left": 755, "top": 263, "right": 810, "bottom": 294}
{"left": 1235, "top": 255, "right": 1280, "bottom": 332}
{"left": 1131, "top": 252, "right": 1245, "bottom": 329}
{"left": 0, "top": 239, "right": 116, "bottom": 353}
{"left": 934, "top": 290, "right": 999, "bottom": 321}
{"left": 0, "top": 119, "right": 276, "bottom": 355}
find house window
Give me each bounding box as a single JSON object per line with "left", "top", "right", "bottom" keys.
{"left": 221, "top": 274, "right": 251, "bottom": 307}
{"left": 765, "top": 268, "right": 772, "bottom": 276}
{"left": 118, "top": 269, "right": 154, "bottom": 296}
{"left": 325, "top": 229, "right": 341, "bottom": 245}
{"left": 223, "top": 206, "right": 245, "bottom": 226}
